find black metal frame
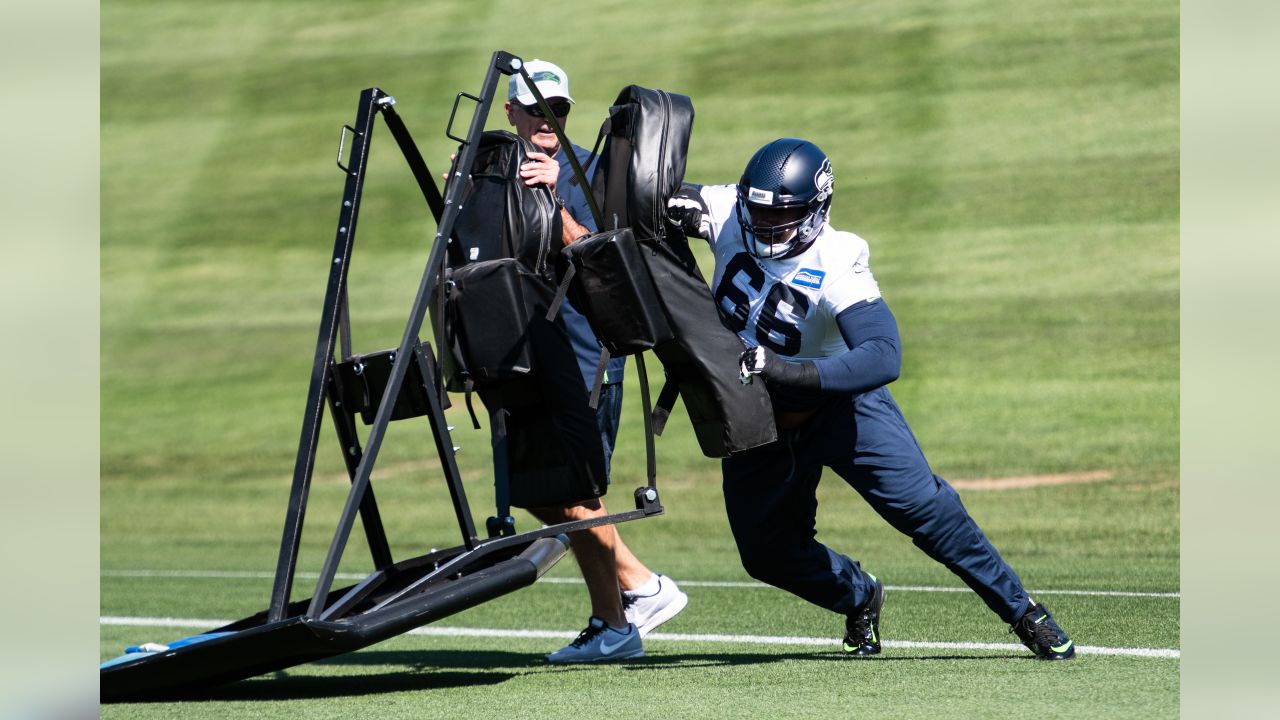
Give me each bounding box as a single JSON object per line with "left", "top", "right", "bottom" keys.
{"left": 101, "top": 51, "right": 667, "bottom": 703}
{"left": 270, "top": 50, "right": 664, "bottom": 624}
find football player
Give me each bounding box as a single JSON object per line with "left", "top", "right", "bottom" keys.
{"left": 666, "top": 138, "right": 1074, "bottom": 660}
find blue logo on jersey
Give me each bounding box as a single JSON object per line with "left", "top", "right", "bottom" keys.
{"left": 792, "top": 268, "right": 825, "bottom": 289}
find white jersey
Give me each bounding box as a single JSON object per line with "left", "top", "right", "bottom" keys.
{"left": 698, "top": 184, "right": 881, "bottom": 360}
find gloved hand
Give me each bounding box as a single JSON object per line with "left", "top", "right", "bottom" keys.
{"left": 667, "top": 195, "right": 710, "bottom": 238}
{"left": 738, "top": 346, "right": 821, "bottom": 388}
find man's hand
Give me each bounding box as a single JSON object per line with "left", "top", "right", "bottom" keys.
{"left": 738, "top": 346, "right": 821, "bottom": 388}
{"left": 667, "top": 195, "right": 710, "bottom": 238}
{"left": 520, "top": 152, "right": 560, "bottom": 190}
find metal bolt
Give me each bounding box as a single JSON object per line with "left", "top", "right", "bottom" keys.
{"left": 333, "top": 257, "right": 341, "bottom": 264}
{"left": 644, "top": 488, "right": 657, "bottom": 502}
{"left": 453, "top": 446, "right": 462, "bottom": 453}
{"left": 339, "top": 226, "right": 347, "bottom": 232}
{"left": 348, "top": 446, "right": 357, "bottom": 456}
{"left": 446, "top": 425, "right": 455, "bottom": 432}
{"left": 344, "top": 201, "right": 351, "bottom": 207}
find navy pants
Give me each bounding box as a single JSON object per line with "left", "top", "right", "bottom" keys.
{"left": 722, "top": 386, "right": 1030, "bottom": 624}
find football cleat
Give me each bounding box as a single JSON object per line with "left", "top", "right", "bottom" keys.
{"left": 843, "top": 574, "right": 884, "bottom": 656}
{"left": 1010, "top": 601, "right": 1075, "bottom": 660}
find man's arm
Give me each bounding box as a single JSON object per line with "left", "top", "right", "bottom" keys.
{"left": 813, "top": 299, "right": 901, "bottom": 392}
{"left": 739, "top": 299, "right": 901, "bottom": 394}
{"left": 559, "top": 203, "right": 592, "bottom": 245}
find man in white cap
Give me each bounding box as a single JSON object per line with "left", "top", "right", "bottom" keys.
{"left": 505, "top": 59, "right": 687, "bottom": 663}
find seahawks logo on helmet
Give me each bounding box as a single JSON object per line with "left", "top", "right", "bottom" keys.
{"left": 813, "top": 159, "right": 833, "bottom": 202}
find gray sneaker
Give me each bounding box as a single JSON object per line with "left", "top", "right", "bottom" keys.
{"left": 623, "top": 574, "right": 689, "bottom": 637}
{"left": 546, "top": 616, "right": 644, "bottom": 663}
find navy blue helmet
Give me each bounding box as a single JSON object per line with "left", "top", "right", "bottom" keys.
{"left": 735, "top": 138, "right": 834, "bottom": 259}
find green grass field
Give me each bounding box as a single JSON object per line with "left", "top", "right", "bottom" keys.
{"left": 101, "top": 0, "right": 1178, "bottom": 716}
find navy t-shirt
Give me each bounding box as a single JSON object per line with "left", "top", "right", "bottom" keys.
{"left": 556, "top": 144, "right": 627, "bottom": 389}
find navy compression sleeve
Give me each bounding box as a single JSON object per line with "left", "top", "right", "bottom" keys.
{"left": 811, "top": 299, "right": 902, "bottom": 394}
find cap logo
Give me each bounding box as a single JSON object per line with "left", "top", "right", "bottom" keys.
{"left": 748, "top": 187, "right": 773, "bottom": 204}
{"left": 531, "top": 71, "right": 561, "bottom": 84}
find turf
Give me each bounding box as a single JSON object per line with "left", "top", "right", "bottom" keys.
{"left": 101, "top": 0, "right": 1178, "bottom": 717}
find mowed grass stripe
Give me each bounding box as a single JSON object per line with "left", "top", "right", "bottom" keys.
{"left": 101, "top": 570, "right": 1180, "bottom": 598}
{"left": 99, "top": 616, "right": 1178, "bottom": 659}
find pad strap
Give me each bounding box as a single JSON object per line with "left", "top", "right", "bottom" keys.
{"left": 464, "top": 389, "right": 480, "bottom": 430}
{"left": 571, "top": 116, "right": 611, "bottom": 189}
{"left": 588, "top": 347, "right": 611, "bottom": 410}
{"left": 651, "top": 378, "right": 680, "bottom": 437}
{"left": 545, "top": 263, "right": 577, "bottom": 322}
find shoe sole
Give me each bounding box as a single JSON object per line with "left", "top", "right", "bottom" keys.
{"left": 635, "top": 590, "right": 689, "bottom": 638}
{"left": 1036, "top": 646, "right": 1076, "bottom": 661}
{"left": 546, "top": 647, "right": 646, "bottom": 664}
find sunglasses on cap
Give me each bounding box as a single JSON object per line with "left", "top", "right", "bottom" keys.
{"left": 518, "top": 100, "right": 571, "bottom": 118}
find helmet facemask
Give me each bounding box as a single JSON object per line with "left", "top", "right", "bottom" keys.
{"left": 736, "top": 191, "right": 831, "bottom": 260}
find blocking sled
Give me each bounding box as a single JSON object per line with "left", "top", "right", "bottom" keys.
{"left": 100, "top": 51, "right": 666, "bottom": 702}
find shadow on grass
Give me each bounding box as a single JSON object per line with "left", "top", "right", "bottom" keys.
{"left": 110, "top": 668, "right": 515, "bottom": 704}
{"left": 619, "top": 650, "right": 1030, "bottom": 669}
{"left": 329, "top": 647, "right": 1028, "bottom": 672}
{"left": 107, "top": 648, "right": 1030, "bottom": 703}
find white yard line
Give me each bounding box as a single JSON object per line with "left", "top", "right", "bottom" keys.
{"left": 101, "top": 569, "right": 1180, "bottom": 599}
{"left": 99, "top": 616, "right": 1179, "bottom": 659}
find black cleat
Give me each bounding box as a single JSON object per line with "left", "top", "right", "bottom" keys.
{"left": 1011, "top": 601, "right": 1075, "bottom": 660}
{"left": 843, "top": 574, "right": 884, "bottom": 656}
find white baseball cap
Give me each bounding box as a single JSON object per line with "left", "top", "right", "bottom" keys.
{"left": 509, "top": 59, "right": 574, "bottom": 106}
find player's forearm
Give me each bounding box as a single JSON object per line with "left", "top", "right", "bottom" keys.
{"left": 813, "top": 339, "right": 900, "bottom": 393}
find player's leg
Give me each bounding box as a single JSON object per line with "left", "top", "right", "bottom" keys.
{"left": 831, "top": 387, "right": 1028, "bottom": 621}
{"left": 830, "top": 387, "right": 1073, "bottom": 658}
{"left": 721, "top": 430, "right": 877, "bottom": 618}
